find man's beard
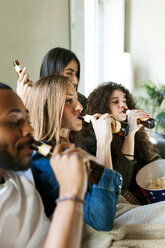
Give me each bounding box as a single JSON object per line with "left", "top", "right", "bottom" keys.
{"left": 0, "top": 145, "right": 31, "bottom": 171}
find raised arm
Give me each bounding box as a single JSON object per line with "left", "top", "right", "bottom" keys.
{"left": 121, "top": 109, "right": 150, "bottom": 160}
{"left": 90, "top": 113, "right": 114, "bottom": 169}
{"left": 16, "top": 67, "right": 33, "bottom": 104}
{"left": 44, "top": 144, "right": 89, "bottom": 248}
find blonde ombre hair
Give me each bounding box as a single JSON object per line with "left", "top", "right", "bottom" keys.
{"left": 25, "top": 75, "right": 69, "bottom": 143}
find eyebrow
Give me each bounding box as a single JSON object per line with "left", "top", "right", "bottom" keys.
{"left": 66, "top": 94, "right": 73, "bottom": 96}
{"left": 66, "top": 93, "right": 78, "bottom": 98}
{"left": 7, "top": 109, "right": 29, "bottom": 115}
{"left": 110, "top": 96, "right": 126, "bottom": 100}
{"left": 66, "top": 68, "right": 75, "bottom": 72}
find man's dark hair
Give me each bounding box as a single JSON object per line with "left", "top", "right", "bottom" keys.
{"left": 0, "top": 82, "right": 12, "bottom": 90}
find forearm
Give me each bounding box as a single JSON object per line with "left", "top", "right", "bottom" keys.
{"left": 96, "top": 143, "right": 113, "bottom": 169}
{"left": 44, "top": 201, "right": 83, "bottom": 248}
{"left": 121, "top": 131, "right": 135, "bottom": 160}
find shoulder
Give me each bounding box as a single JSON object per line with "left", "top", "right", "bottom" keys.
{"left": 31, "top": 151, "right": 51, "bottom": 172}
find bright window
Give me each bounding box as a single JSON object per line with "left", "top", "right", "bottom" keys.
{"left": 70, "top": 0, "right": 133, "bottom": 97}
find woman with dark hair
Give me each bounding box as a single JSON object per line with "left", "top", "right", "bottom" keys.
{"left": 40, "top": 47, "right": 87, "bottom": 109}
{"left": 17, "top": 47, "right": 87, "bottom": 109}
{"left": 83, "top": 82, "right": 160, "bottom": 204}
{"left": 40, "top": 47, "right": 80, "bottom": 82}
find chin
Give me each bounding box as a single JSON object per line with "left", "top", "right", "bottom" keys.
{"left": 19, "top": 156, "right": 32, "bottom": 170}
{"left": 118, "top": 115, "right": 127, "bottom": 122}
{"left": 73, "top": 125, "right": 82, "bottom": 131}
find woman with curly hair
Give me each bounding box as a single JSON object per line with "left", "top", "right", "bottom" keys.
{"left": 83, "top": 82, "right": 160, "bottom": 204}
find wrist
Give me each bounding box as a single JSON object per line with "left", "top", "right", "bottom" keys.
{"left": 56, "top": 196, "right": 85, "bottom": 205}
{"left": 59, "top": 189, "right": 85, "bottom": 200}
{"left": 55, "top": 197, "right": 84, "bottom": 216}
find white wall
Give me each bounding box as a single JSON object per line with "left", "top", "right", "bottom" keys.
{"left": 0, "top": 0, "right": 70, "bottom": 89}
{"left": 125, "top": 0, "right": 165, "bottom": 88}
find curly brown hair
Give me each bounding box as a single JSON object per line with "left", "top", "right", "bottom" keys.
{"left": 84, "top": 82, "right": 158, "bottom": 168}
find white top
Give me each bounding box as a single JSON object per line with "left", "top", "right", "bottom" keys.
{"left": 0, "top": 170, "right": 50, "bottom": 248}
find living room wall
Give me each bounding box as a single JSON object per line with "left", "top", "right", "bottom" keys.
{"left": 125, "top": 0, "right": 165, "bottom": 88}
{"left": 0, "top": 0, "right": 70, "bottom": 89}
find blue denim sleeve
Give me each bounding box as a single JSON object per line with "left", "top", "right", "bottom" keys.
{"left": 31, "top": 152, "right": 59, "bottom": 217}
{"left": 31, "top": 152, "right": 122, "bottom": 231}
{"left": 84, "top": 168, "right": 122, "bottom": 231}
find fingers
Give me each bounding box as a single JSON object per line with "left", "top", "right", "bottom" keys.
{"left": 17, "top": 67, "right": 33, "bottom": 86}
{"left": 127, "top": 109, "right": 150, "bottom": 120}
{"left": 91, "top": 113, "right": 115, "bottom": 122}
{"left": 51, "top": 144, "right": 97, "bottom": 170}
{"left": 18, "top": 67, "right": 26, "bottom": 81}
{"left": 52, "top": 143, "right": 75, "bottom": 155}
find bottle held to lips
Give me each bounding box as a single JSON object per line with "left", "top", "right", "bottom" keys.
{"left": 13, "top": 60, "right": 22, "bottom": 78}
{"left": 31, "top": 140, "right": 53, "bottom": 158}
{"left": 79, "top": 114, "right": 130, "bottom": 138}
{"left": 31, "top": 140, "right": 104, "bottom": 184}
{"left": 126, "top": 110, "right": 156, "bottom": 129}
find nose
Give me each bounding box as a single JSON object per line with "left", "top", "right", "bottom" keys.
{"left": 119, "top": 100, "right": 126, "bottom": 108}
{"left": 69, "top": 75, "right": 79, "bottom": 86}
{"left": 75, "top": 100, "right": 83, "bottom": 113}
{"left": 22, "top": 121, "right": 34, "bottom": 137}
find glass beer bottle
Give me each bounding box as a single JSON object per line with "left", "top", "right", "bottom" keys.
{"left": 126, "top": 110, "right": 156, "bottom": 129}
{"left": 137, "top": 118, "right": 156, "bottom": 129}
{"left": 31, "top": 140, "right": 105, "bottom": 184}
{"left": 13, "top": 60, "right": 22, "bottom": 78}
{"left": 79, "top": 114, "right": 130, "bottom": 138}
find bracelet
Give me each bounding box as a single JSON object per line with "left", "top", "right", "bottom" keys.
{"left": 123, "top": 153, "right": 134, "bottom": 157}
{"left": 55, "top": 196, "right": 86, "bottom": 205}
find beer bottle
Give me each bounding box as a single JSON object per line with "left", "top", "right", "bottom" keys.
{"left": 137, "top": 118, "right": 156, "bottom": 129}
{"left": 126, "top": 110, "right": 156, "bottom": 129}
{"left": 31, "top": 140, "right": 104, "bottom": 184}
{"left": 79, "top": 114, "right": 130, "bottom": 138}
{"left": 13, "top": 60, "right": 22, "bottom": 78}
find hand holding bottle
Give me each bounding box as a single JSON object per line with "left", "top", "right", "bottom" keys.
{"left": 90, "top": 113, "right": 115, "bottom": 146}
{"left": 126, "top": 109, "right": 151, "bottom": 133}
{"left": 50, "top": 144, "right": 96, "bottom": 199}
{"left": 16, "top": 67, "right": 33, "bottom": 101}
{"left": 13, "top": 60, "right": 33, "bottom": 102}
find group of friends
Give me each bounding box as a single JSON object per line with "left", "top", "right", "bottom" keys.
{"left": 0, "top": 47, "right": 161, "bottom": 248}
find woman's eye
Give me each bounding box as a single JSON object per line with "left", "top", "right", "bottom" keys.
{"left": 8, "top": 122, "right": 19, "bottom": 127}
{"left": 66, "top": 72, "right": 73, "bottom": 76}
{"left": 112, "top": 101, "right": 119, "bottom": 104}
{"left": 65, "top": 99, "right": 73, "bottom": 103}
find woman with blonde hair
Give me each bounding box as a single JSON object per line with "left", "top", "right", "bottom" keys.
{"left": 23, "top": 75, "right": 122, "bottom": 231}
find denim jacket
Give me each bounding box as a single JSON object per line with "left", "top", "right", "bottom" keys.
{"left": 31, "top": 151, "right": 122, "bottom": 231}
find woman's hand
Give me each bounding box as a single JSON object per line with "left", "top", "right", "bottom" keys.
{"left": 90, "top": 113, "right": 115, "bottom": 146}
{"left": 127, "top": 109, "right": 150, "bottom": 133}
{"left": 16, "top": 67, "right": 33, "bottom": 101}
{"left": 90, "top": 113, "right": 114, "bottom": 169}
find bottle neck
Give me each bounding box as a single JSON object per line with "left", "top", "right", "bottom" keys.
{"left": 137, "top": 118, "right": 156, "bottom": 129}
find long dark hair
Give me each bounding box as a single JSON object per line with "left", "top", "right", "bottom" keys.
{"left": 40, "top": 47, "right": 80, "bottom": 80}
{"left": 85, "top": 82, "right": 157, "bottom": 168}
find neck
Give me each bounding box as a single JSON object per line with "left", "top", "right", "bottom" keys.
{"left": 60, "top": 128, "right": 70, "bottom": 143}
{"left": 0, "top": 169, "right": 5, "bottom": 184}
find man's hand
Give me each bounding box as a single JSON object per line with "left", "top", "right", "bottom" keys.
{"left": 50, "top": 144, "right": 97, "bottom": 199}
